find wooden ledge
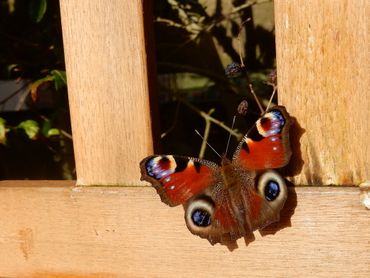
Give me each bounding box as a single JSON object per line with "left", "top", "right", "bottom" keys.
{"left": 0, "top": 181, "right": 368, "bottom": 277}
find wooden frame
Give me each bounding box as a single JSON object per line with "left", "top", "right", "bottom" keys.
{"left": 0, "top": 1, "right": 368, "bottom": 277}
{"left": 0, "top": 181, "right": 368, "bottom": 277}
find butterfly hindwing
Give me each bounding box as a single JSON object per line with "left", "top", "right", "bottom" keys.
{"left": 239, "top": 169, "right": 288, "bottom": 231}
{"left": 183, "top": 182, "right": 250, "bottom": 245}
{"left": 233, "top": 106, "right": 292, "bottom": 170}
{"left": 182, "top": 163, "right": 289, "bottom": 244}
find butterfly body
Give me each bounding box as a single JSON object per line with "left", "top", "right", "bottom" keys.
{"left": 140, "top": 106, "right": 292, "bottom": 245}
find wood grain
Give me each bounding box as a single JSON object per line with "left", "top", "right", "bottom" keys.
{"left": 275, "top": 0, "right": 369, "bottom": 185}
{"left": 59, "top": 1, "right": 154, "bottom": 185}
{"left": 0, "top": 181, "right": 368, "bottom": 277}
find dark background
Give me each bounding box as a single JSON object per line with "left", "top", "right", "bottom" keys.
{"left": 0, "top": 0, "right": 276, "bottom": 179}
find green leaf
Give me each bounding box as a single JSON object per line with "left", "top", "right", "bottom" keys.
{"left": 6, "top": 64, "right": 18, "bottom": 77}
{"left": 41, "top": 119, "right": 60, "bottom": 137}
{"left": 30, "top": 75, "right": 54, "bottom": 101}
{"left": 29, "top": 0, "right": 47, "bottom": 23}
{"left": 41, "top": 119, "right": 52, "bottom": 136}
{"left": 51, "top": 70, "right": 67, "bottom": 91}
{"left": 18, "top": 120, "right": 40, "bottom": 140}
{"left": 47, "top": 128, "right": 60, "bottom": 137}
{"left": 0, "top": 118, "right": 7, "bottom": 145}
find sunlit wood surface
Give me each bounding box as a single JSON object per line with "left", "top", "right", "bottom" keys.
{"left": 275, "top": 0, "right": 369, "bottom": 185}
{"left": 0, "top": 181, "right": 368, "bottom": 277}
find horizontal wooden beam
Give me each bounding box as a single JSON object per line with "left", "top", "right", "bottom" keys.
{"left": 0, "top": 181, "right": 368, "bottom": 277}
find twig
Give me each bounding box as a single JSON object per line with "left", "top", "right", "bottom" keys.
{"left": 155, "top": 18, "right": 188, "bottom": 30}
{"left": 199, "top": 109, "right": 241, "bottom": 139}
{"left": 198, "top": 109, "right": 213, "bottom": 159}
{"left": 205, "top": 0, "right": 270, "bottom": 33}
{"left": 60, "top": 129, "right": 73, "bottom": 140}
{"left": 195, "top": 129, "right": 222, "bottom": 159}
{"left": 237, "top": 18, "right": 251, "bottom": 68}
{"left": 161, "top": 100, "right": 181, "bottom": 138}
{"left": 157, "top": 0, "right": 271, "bottom": 60}
{"left": 248, "top": 84, "right": 264, "bottom": 114}
{"left": 179, "top": 97, "right": 242, "bottom": 140}
{"left": 230, "top": 0, "right": 270, "bottom": 16}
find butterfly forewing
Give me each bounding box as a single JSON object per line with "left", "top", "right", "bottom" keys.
{"left": 233, "top": 106, "right": 292, "bottom": 170}
{"left": 140, "top": 155, "right": 220, "bottom": 207}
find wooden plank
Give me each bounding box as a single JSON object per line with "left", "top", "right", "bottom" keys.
{"left": 274, "top": 1, "right": 369, "bottom": 185}
{"left": 59, "top": 1, "right": 155, "bottom": 186}
{"left": 0, "top": 181, "right": 368, "bottom": 277}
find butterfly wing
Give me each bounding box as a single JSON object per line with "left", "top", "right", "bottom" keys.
{"left": 140, "top": 155, "right": 219, "bottom": 207}
{"left": 141, "top": 155, "right": 247, "bottom": 244}
{"left": 238, "top": 169, "right": 288, "bottom": 231}
{"left": 233, "top": 106, "right": 292, "bottom": 170}
{"left": 232, "top": 106, "right": 291, "bottom": 232}
{"left": 183, "top": 181, "right": 250, "bottom": 245}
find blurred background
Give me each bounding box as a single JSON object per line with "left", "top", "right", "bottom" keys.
{"left": 0, "top": 0, "right": 276, "bottom": 179}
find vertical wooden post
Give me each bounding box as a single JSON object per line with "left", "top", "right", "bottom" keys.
{"left": 60, "top": 1, "right": 155, "bottom": 185}
{"left": 275, "top": 1, "right": 369, "bottom": 185}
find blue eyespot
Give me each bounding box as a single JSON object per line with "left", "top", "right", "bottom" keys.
{"left": 264, "top": 180, "right": 280, "bottom": 201}
{"left": 145, "top": 156, "right": 173, "bottom": 180}
{"left": 191, "top": 209, "right": 212, "bottom": 227}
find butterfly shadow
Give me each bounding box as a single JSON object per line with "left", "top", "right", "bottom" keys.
{"left": 259, "top": 181, "right": 297, "bottom": 236}
{"left": 282, "top": 115, "right": 306, "bottom": 177}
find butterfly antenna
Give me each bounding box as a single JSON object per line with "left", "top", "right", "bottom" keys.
{"left": 224, "top": 115, "right": 236, "bottom": 157}
{"left": 195, "top": 130, "right": 222, "bottom": 159}
{"left": 266, "top": 86, "right": 277, "bottom": 111}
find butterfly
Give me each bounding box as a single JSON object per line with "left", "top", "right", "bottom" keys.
{"left": 140, "top": 105, "right": 292, "bottom": 245}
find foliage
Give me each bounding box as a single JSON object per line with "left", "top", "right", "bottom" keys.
{"left": 0, "top": 0, "right": 277, "bottom": 178}
{"left": 0, "top": 0, "right": 73, "bottom": 179}
{"left": 17, "top": 119, "right": 39, "bottom": 139}
{"left": 154, "top": 0, "right": 277, "bottom": 159}
{"left": 0, "top": 117, "right": 7, "bottom": 144}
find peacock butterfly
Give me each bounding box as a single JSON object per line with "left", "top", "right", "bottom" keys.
{"left": 140, "top": 105, "right": 292, "bottom": 245}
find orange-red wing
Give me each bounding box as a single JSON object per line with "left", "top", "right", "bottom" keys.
{"left": 140, "top": 155, "right": 219, "bottom": 207}
{"left": 233, "top": 106, "right": 292, "bottom": 170}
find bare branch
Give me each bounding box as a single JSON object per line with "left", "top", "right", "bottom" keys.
{"left": 198, "top": 110, "right": 212, "bottom": 159}
{"left": 179, "top": 97, "right": 243, "bottom": 140}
